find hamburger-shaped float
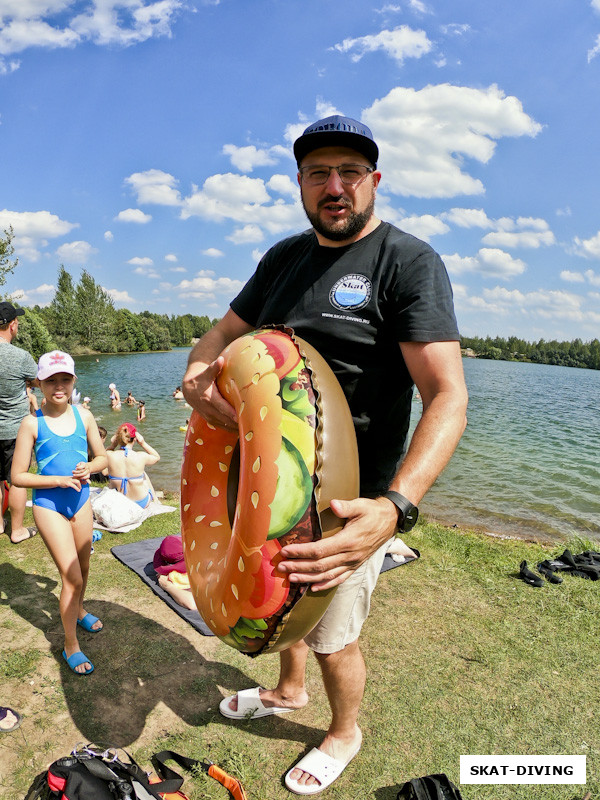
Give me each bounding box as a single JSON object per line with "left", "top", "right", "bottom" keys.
{"left": 181, "top": 327, "right": 358, "bottom": 655}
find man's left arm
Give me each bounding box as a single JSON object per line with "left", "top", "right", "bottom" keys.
{"left": 277, "top": 339, "right": 468, "bottom": 591}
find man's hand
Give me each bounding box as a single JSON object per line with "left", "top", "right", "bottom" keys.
{"left": 276, "top": 497, "right": 399, "bottom": 592}
{"left": 182, "top": 355, "right": 238, "bottom": 431}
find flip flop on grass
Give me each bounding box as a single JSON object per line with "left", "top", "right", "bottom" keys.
{"left": 0, "top": 707, "right": 22, "bottom": 732}
{"left": 62, "top": 650, "right": 94, "bottom": 676}
{"left": 77, "top": 613, "right": 103, "bottom": 633}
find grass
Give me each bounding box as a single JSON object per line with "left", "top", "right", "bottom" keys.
{"left": 0, "top": 496, "right": 598, "bottom": 800}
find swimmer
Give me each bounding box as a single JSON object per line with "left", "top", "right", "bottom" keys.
{"left": 172, "top": 386, "right": 185, "bottom": 400}
{"left": 124, "top": 391, "right": 137, "bottom": 406}
{"left": 108, "top": 383, "right": 121, "bottom": 410}
{"left": 137, "top": 400, "right": 146, "bottom": 422}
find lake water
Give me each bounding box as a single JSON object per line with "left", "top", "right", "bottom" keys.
{"left": 63, "top": 350, "right": 600, "bottom": 545}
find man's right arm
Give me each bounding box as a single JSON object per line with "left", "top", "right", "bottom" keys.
{"left": 182, "top": 308, "right": 253, "bottom": 431}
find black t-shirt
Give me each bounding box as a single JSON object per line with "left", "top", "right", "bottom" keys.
{"left": 230, "top": 221, "right": 459, "bottom": 493}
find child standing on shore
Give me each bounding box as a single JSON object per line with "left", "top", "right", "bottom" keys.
{"left": 11, "top": 351, "right": 107, "bottom": 676}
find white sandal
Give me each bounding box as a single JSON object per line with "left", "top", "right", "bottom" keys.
{"left": 219, "top": 686, "right": 296, "bottom": 719}
{"left": 284, "top": 743, "right": 361, "bottom": 795}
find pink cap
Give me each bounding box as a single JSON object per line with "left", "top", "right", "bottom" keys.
{"left": 153, "top": 535, "right": 186, "bottom": 575}
{"left": 120, "top": 422, "right": 137, "bottom": 439}
{"left": 37, "top": 351, "right": 76, "bottom": 380}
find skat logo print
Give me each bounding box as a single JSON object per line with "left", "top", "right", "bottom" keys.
{"left": 329, "top": 274, "right": 372, "bottom": 311}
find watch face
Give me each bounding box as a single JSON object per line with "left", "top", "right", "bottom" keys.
{"left": 402, "top": 506, "right": 419, "bottom": 532}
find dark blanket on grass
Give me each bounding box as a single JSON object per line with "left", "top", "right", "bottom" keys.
{"left": 111, "top": 537, "right": 415, "bottom": 638}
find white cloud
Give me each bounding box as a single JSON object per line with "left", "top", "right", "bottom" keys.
{"left": 180, "top": 172, "right": 305, "bottom": 235}
{"left": 133, "top": 265, "right": 160, "bottom": 278}
{"left": 222, "top": 144, "right": 279, "bottom": 172}
{"left": 174, "top": 269, "right": 245, "bottom": 300}
{"left": 443, "top": 248, "right": 526, "bottom": 279}
{"left": 227, "top": 224, "right": 264, "bottom": 244}
{"left": 588, "top": 34, "right": 600, "bottom": 62}
{"left": 441, "top": 23, "right": 470, "bottom": 36}
{"left": 104, "top": 230, "right": 113, "bottom": 241}
{"left": 169, "top": 266, "right": 186, "bottom": 272}
{"left": 364, "top": 83, "right": 542, "bottom": 198}
{"left": 375, "top": 4, "right": 403, "bottom": 14}
{"left": 408, "top": 0, "right": 429, "bottom": 13}
{"left": 104, "top": 286, "right": 136, "bottom": 305}
{"left": 7, "top": 283, "right": 55, "bottom": 304}
{"left": 127, "top": 256, "right": 153, "bottom": 266}
{"left": 573, "top": 230, "right": 600, "bottom": 258}
{"left": 332, "top": 25, "right": 432, "bottom": 66}
{"left": 55, "top": 240, "right": 97, "bottom": 264}
{"left": 560, "top": 270, "right": 585, "bottom": 283}
{"left": 125, "top": 169, "right": 182, "bottom": 206}
{"left": 0, "top": 208, "right": 78, "bottom": 261}
{"left": 0, "top": 0, "right": 185, "bottom": 72}
{"left": 442, "top": 207, "right": 494, "bottom": 228}
{"left": 165, "top": 253, "right": 177, "bottom": 261}
{"left": 267, "top": 174, "right": 298, "bottom": 197}
{"left": 585, "top": 268, "right": 600, "bottom": 286}
{"left": 397, "top": 213, "right": 449, "bottom": 241}
{"left": 202, "top": 247, "right": 224, "bottom": 257}
{"left": 114, "top": 208, "right": 152, "bottom": 224}
{"left": 478, "top": 286, "right": 586, "bottom": 322}
{"left": 481, "top": 229, "right": 555, "bottom": 249}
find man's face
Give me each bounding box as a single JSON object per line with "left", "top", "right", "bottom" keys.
{"left": 298, "top": 146, "right": 381, "bottom": 246}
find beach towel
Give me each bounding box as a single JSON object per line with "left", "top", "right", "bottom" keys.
{"left": 111, "top": 536, "right": 419, "bottom": 638}
{"left": 111, "top": 537, "right": 213, "bottom": 636}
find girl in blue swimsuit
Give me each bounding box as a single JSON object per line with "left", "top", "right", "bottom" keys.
{"left": 11, "top": 351, "right": 107, "bottom": 676}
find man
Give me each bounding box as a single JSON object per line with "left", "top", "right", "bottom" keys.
{"left": 183, "top": 115, "right": 468, "bottom": 794}
{"left": 0, "top": 301, "right": 38, "bottom": 544}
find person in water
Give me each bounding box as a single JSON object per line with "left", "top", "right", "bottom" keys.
{"left": 108, "top": 383, "right": 121, "bottom": 410}
{"left": 11, "top": 350, "right": 107, "bottom": 676}
{"left": 106, "top": 423, "right": 159, "bottom": 508}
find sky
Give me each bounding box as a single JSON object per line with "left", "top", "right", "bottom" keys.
{"left": 1, "top": 0, "right": 600, "bottom": 343}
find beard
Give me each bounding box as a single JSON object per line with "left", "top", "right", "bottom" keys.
{"left": 302, "top": 191, "right": 376, "bottom": 243}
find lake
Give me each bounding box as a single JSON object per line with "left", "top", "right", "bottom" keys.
{"left": 61, "top": 350, "right": 600, "bottom": 545}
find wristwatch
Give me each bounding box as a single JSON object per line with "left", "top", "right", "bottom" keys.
{"left": 381, "top": 491, "right": 419, "bottom": 532}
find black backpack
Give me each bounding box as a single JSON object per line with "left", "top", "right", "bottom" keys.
{"left": 397, "top": 773, "right": 464, "bottom": 800}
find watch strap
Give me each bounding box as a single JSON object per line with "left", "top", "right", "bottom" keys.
{"left": 381, "top": 491, "right": 418, "bottom": 531}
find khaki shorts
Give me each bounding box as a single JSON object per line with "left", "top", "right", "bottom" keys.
{"left": 303, "top": 536, "right": 393, "bottom": 654}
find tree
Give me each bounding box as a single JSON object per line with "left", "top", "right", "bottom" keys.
{"left": 0, "top": 227, "right": 18, "bottom": 298}
{"left": 15, "top": 308, "right": 55, "bottom": 360}
{"left": 48, "top": 266, "right": 78, "bottom": 344}
{"left": 114, "top": 309, "right": 148, "bottom": 352}
{"left": 74, "top": 270, "right": 117, "bottom": 352}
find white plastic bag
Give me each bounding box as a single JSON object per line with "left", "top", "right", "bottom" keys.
{"left": 91, "top": 487, "right": 148, "bottom": 531}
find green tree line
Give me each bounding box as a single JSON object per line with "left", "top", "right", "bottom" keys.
{"left": 1, "top": 239, "right": 217, "bottom": 360}
{"left": 461, "top": 334, "right": 600, "bottom": 371}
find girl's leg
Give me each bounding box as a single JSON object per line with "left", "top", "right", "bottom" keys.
{"left": 33, "top": 505, "right": 91, "bottom": 674}
{"left": 70, "top": 502, "right": 101, "bottom": 630}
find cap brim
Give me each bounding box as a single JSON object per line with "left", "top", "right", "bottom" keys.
{"left": 294, "top": 131, "right": 378, "bottom": 166}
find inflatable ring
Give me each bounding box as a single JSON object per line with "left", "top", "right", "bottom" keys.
{"left": 181, "top": 327, "right": 359, "bottom": 656}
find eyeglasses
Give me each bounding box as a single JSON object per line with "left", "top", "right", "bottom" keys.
{"left": 298, "top": 164, "right": 374, "bottom": 186}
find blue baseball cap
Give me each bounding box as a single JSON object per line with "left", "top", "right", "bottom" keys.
{"left": 293, "top": 115, "right": 379, "bottom": 167}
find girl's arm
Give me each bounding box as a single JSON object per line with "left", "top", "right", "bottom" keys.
{"left": 11, "top": 416, "right": 82, "bottom": 491}
{"left": 135, "top": 432, "right": 160, "bottom": 466}
{"left": 73, "top": 409, "right": 108, "bottom": 483}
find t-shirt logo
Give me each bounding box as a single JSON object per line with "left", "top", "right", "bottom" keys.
{"left": 329, "top": 274, "right": 372, "bottom": 311}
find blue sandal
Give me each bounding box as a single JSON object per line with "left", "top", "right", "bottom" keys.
{"left": 77, "top": 613, "right": 103, "bottom": 633}
{"left": 62, "top": 650, "right": 94, "bottom": 675}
